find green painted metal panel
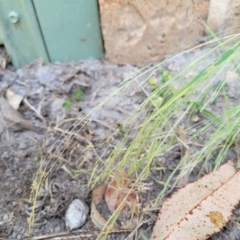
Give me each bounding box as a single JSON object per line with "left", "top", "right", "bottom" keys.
{"left": 33, "top": 0, "right": 103, "bottom": 62}
{"left": 0, "top": 29, "right": 3, "bottom": 45}
{"left": 0, "top": 0, "right": 49, "bottom": 68}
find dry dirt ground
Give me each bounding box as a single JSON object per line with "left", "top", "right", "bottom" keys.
{"left": 1, "top": 46, "right": 240, "bottom": 240}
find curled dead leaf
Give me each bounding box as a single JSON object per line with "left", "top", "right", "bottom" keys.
{"left": 91, "top": 177, "right": 138, "bottom": 231}
{"left": 91, "top": 185, "right": 119, "bottom": 231}
{"left": 104, "top": 173, "right": 138, "bottom": 213}
{"left": 5, "top": 89, "right": 23, "bottom": 110}
{"left": 151, "top": 161, "right": 240, "bottom": 240}
{"left": 91, "top": 201, "right": 118, "bottom": 231}
{"left": 0, "top": 96, "right": 34, "bottom": 131}
{"left": 92, "top": 184, "right": 107, "bottom": 205}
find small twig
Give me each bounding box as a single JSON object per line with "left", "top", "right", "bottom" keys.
{"left": 124, "top": 216, "right": 147, "bottom": 240}
{"left": 90, "top": 143, "right": 107, "bottom": 167}
{"left": 69, "top": 142, "right": 79, "bottom": 160}
{"left": 53, "top": 126, "right": 91, "bottom": 144}
{"left": 176, "top": 136, "right": 189, "bottom": 151}
{"left": 29, "top": 229, "right": 87, "bottom": 240}
{"left": 187, "top": 141, "right": 204, "bottom": 147}
{"left": 30, "top": 229, "right": 131, "bottom": 240}
{"left": 15, "top": 80, "right": 29, "bottom": 87}
{"left": 74, "top": 79, "right": 90, "bottom": 87}
{"left": 115, "top": 106, "right": 132, "bottom": 116}
{"left": 56, "top": 117, "right": 80, "bottom": 128}
{"left": 90, "top": 86, "right": 100, "bottom": 103}
{"left": 23, "top": 98, "right": 46, "bottom": 124}
{"left": 51, "top": 154, "right": 71, "bottom": 164}
{"left": 26, "top": 87, "right": 44, "bottom": 97}
{"left": 62, "top": 67, "right": 89, "bottom": 83}
{"left": 134, "top": 79, "right": 149, "bottom": 98}
{"left": 176, "top": 125, "right": 189, "bottom": 154}
{"left": 91, "top": 118, "right": 115, "bottom": 131}
{"left": 175, "top": 125, "right": 191, "bottom": 188}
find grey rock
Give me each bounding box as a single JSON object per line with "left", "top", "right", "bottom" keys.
{"left": 65, "top": 199, "right": 89, "bottom": 231}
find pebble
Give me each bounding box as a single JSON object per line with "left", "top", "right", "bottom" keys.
{"left": 3, "top": 214, "right": 8, "bottom": 221}
{"left": 24, "top": 232, "right": 29, "bottom": 238}
{"left": 65, "top": 199, "right": 89, "bottom": 231}
{"left": 167, "top": 63, "right": 177, "bottom": 71}
{"left": 16, "top": 188, "right": 22, "bottom": 195}
{"left": 2, "top": 151, "right": 9, "bottom": 160}
{"left": 17, "top": 235, "right": 22, "bottom": 239}
{"left": 55, "top": 225, "right": 61, "bottom": 233}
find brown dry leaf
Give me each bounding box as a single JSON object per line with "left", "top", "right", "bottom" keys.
{"left": 92, "top": 184, "right": 107, "bottom": 205}
{"left": 151, "top": 161, "right": 240, "bottom": 240}
{"left": 0, "top": 96, "right": 34, "bottom": 130}
{"left": 91, "top": 185, "right": 119, "bottom": 231}
{"left": 5, "top": 89, "right": 23, "bottom": 110}
{"left": 104, "top": 172, "right": 138, "bottom": 213}
{"left": 91, "top": 182, "right": 137, "bottom": 231}
{"left": 91, "top": 201, "right": 119, "bottom": 231}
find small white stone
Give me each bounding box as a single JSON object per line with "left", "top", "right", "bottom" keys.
{"left": 65, "top": 199, "right": 89, "bottom": 231}
{"left": 3, "top": 214, "right": 8, "bottom": 221}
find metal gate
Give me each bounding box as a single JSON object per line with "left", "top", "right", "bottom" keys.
{"left": 0, "top": 0, "right": 103, "bottom": 68}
